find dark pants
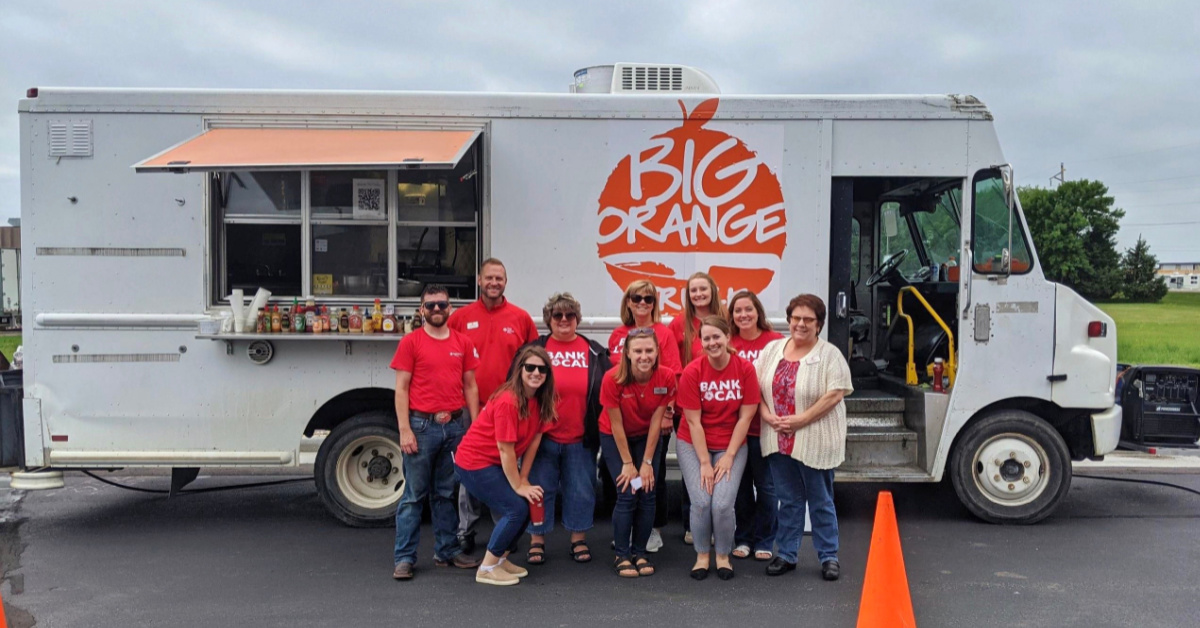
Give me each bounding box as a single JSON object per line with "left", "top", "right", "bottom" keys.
{"left": 600, "top": 434, "right": 659, "bottom": 557}
{"left": 454, "top": 463, "right": 530, "bottom": 556}
{"left": 734, "top": 436, "right": 778, "bottom": 553}
{"left": 653, "top": 433, "right": 671, "bottom": 528}
{"left": 768, "top": 453, "right": 839, "bottom": 565}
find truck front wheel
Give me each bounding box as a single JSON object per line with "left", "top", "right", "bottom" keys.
{"left": 950, "top": 410, "right": 1072, "bottom": 524}
{"left": 314, "top": 412, "right": 404, "bottom": 527}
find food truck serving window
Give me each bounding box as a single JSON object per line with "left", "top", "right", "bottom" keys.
{"left": 136, "top": 127, "right": 483, "bottom": 303}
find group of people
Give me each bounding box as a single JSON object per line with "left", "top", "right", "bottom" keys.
{"left": 389, "top": 258, "right": 854, "bottom": 587}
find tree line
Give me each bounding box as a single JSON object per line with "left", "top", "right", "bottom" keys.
{"left": 1019, "top": 180, "right": 1168, "bottom": 303}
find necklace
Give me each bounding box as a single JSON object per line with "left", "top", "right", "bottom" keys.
{"left": 630, "top": 376, "right": 652, "bottom": 398}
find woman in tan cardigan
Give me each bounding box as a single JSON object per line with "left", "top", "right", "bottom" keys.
{"left": 753, "top": 294, "right": 853, "bottom": 581}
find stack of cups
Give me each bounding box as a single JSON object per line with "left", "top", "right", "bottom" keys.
{"left": 230, "top": 289, "right": 245, "bottom": 333}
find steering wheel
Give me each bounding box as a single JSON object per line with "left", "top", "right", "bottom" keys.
{"left": 866, "top": 249, "right": 909, "bottom": 287}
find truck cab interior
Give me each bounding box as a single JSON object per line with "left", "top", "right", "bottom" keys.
{"left": 829, "top": 177, "right": 963, "bottom": 390}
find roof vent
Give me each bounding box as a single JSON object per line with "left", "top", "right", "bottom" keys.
{"left": 571, "top": 64, "right": 720, "bottom": 95}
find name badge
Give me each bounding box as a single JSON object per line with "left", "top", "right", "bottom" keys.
{"left": 804, "top": 353, "right": 822, "bottom": 365}
{"left": 466, "top": 321, "right": 480, "bottom": 330}
{"left": 653, "top": 387, "right": 669, "bottom": 395}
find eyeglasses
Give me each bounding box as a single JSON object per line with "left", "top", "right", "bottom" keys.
{"left": 521, "top": 363, "right": 550, "bottom": 374}
{"left": 423, "top": 300, "right": 450, "bottom": 311}
{"left": 628, "top": 327, "right": 656, "bottom": 337}
{"left": 628, "top": 294, "right": 656, "bottom": 305}
{"left": 789, "top": 315, "right": 818, "bottom": 325}
{"left": 551, "top": 311, "right": 579, "bottom": 322}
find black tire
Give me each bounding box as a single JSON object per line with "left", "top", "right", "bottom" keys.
{"left": 950, "top": 410, "right": 1072, "bottom": 525}
{"left": 314, "top": 411, "right": 402, "bottom": 528}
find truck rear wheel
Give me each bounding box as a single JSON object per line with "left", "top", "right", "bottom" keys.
{"left": 950, "top": 410, "right": 1072, "bottom": 524}
{"left": 314, "top": 412, "right": 403, "bottom": 527}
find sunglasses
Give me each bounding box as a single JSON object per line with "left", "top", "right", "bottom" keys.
{"left": 628, "top": 294, "right": 656, "bottom": 305}
{"left": 788, "top": 315, "right": 818, "bottom": 325}
{"left": 628, "top": 327, "right": 656, "bottom": 337}
{"left": 521, "top": 363, "right": 550, "bottom": 374}
{"left": 551, "top": 311, "right": 578, "bottom": 322}
{"left": 423, "top": 300, "right": 450, "bottom": 311}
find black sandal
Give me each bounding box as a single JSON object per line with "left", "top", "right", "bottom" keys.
{"left": 613, "top": 556, "right": 638, "bottom": 578}
{"left": 527, "top": 542, "right": 546, "bottom": 565}
{"left": 633, "top": 556, "right": 655, "bottom": 577}
{"left": 570, "top": 540, "right": 592, "bottom": 563}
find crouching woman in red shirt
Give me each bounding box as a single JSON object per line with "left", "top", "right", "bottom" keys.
{"left": 454, "top": 346, "right": 556, "bottom": 586}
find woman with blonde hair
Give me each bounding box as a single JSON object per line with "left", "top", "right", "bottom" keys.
{"left": 454, "top": 345, "right": 557, "bottom": 586}
{"left": 607, "top": 280, "right": 682, "bottom": 551}
{"left": 600, "top": 329, "right": 676, "bottom": 577}
{"left": 669, "top": 272, "right": 729, "bottom": 365}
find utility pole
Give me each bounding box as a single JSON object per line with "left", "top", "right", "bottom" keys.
{"left": 1050, "top": 162, "right": 1065, "bottom": 187}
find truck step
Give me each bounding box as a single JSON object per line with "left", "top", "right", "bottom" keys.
{"left": 845, "top": 393, "right": 906, "bottom": 415}
{"left": 835, "top": 464, "right": 933, "bottom": 482}
{"left": 844, "top": 426, "right": 919, "bottom": 468}
{"left": 847, "top": 412, "right": 905, "bottom": 429}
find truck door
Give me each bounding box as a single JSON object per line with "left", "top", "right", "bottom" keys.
{"left": 960, "top": 168, "right": 1055, "bottom": 403}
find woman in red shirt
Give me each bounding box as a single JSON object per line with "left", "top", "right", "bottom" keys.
{"left": 600, "top": 329, "right": 676, "bottom": 577}
{"left": 727, "top": 290, "right": 783, "bottom": 562}
{"left": 454, "top": 345, "right": 556, "bottom": 586}
{"left": 669, "top": 272, "right": 729, "bottom": 365}
{"left": 676, "top": 316, "right": 762, "bottom": 581}
{"left": 607, "top": 279, "right": 681, "bottom": 552}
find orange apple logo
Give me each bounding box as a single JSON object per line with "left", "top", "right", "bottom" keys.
{"left": 596, "top": 98, "right": 787, "bottom": 314}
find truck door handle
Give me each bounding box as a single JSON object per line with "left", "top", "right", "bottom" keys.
{"left": 1047, "top": 374, "right": 1068, "bottom": 382}
{"left": 836, "top": 291, "right": 848, "bottom": 319}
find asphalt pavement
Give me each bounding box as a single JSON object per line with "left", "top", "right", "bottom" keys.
{"left": 1, "top": 469, "right": 1199, "bottom": 628}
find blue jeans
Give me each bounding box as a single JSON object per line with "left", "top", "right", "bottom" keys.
{"left": 526, "top": 439, "right": 596, "bottom": 534}
{"left": 454, "top": 464, "right": 530, "bottom": 556}
{"left": 393, "top": 415, "right": 466, "bottom": 566}
{"left": 734, "top": 436, "right": 778, "bottom": 553}
{"left": 600, "top": 434, "right": 658, "bottom": 557}
{"left": 768, "top": 453, "right": 838, "bottom": 564}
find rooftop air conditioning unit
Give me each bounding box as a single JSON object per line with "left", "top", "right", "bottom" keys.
{"left": 571, "top": 64, "right": 720, "bottom": 95}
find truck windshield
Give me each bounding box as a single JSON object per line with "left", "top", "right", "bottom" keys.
{"left": 911, "top": 186, "right": 961, "bottom": 268}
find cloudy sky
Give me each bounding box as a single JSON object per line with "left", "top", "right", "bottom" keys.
{"left": 3, "top": 0, "right": 1198, "bottom": 261}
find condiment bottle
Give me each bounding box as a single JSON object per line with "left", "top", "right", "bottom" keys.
{"left": 349, "top": 306, "right": 363, "bottom": 333}
{"left": 320, "top": 306, "right": 331, "bottom": 334}
{"left": 293, "top": 305, "right": 306, "bottom": 333}
{"left": 339, "top": 308, "right": 349, "bottom": 333}
{"left": 933, "top": 358, "right": 945, "bottom": 393}
{"left": 402, "top": 315, "right": 412, "bottom": 334}
{"left": 271, "top": 306, "right": 282, "bottom": 333}
{"left": 281, "top": 306, "right": 291, "bottom": 333}
{"left": 372, "top": 299, "right": 384, "bottom": 332}
{"left": 255, "top": 309, "right": 267, "bottom": 334}
{"left": 305, "top": 298, "right": 316, "bottom": 331}
{"left": 329, "top": 306, "right": 340, "bottom": 333}
{"left": 412, "top": 308, "right": 423, "bottom": 329}
{"left": 382, "top": 304, "right": 396, "bottom": 333}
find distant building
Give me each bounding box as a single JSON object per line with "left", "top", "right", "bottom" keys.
{"left": 1157, "top": 262, "right": 1200, "bottom": 292}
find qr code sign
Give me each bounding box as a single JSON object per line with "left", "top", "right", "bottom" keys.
{"left": 357, "top": 187, "right": 381, "bottom": 212}
{"left": 352, "top": 179, "right": 385, "bottom": 219}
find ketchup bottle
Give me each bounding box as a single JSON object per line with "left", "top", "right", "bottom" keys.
{"left": 933, "top": 358, "right": 945, "bottom": 393}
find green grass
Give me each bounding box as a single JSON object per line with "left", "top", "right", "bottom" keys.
{"left": 0, "top": 335, "right": 18, "bottom": 363}
{"left": 1098, "top": 292, "right": 1200, "bottom": 368}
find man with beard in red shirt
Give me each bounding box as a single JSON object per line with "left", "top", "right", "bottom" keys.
{"left": 449, "top": 259, "right": 539, "bottom": 553}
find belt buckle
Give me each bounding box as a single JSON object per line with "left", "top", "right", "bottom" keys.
{"left": 434, "top": 411, "right": 453, "bottom": 425}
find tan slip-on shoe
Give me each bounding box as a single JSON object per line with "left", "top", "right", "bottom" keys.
{"left": 476, "top": 566, "right": 520, "bottom": 586}
{"left": 497, "top": 560, "right": 528, "bottom": 578}
{"left": 392, "top": 562, "right": 414, "bottom": 580}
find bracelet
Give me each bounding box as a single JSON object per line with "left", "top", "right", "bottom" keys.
{"left": 622, "top": 461, "right": 634, "bottom": 466}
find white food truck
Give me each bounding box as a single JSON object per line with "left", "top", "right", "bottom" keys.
{"left": 14, "top": 64, "right": 1120, "bottom": 526}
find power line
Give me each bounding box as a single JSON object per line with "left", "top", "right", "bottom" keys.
{"left": 1122, "top": 220, "right": 1200, "bottom": 227}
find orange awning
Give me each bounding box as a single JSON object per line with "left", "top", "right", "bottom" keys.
{"left": 134, "top": 128, "right": 480, "bottom": 172}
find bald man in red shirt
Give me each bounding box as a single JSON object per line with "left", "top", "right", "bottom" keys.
{"left": 449, "top": 258, "right": 539, "bottom": 552}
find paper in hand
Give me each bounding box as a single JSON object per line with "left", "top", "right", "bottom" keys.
{"left": 630, "top": 477, "right": 643, "bottom": 491}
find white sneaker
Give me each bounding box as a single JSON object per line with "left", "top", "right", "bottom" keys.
{"left": 647, "top": 528, "right": 664, "bottom": 553}
{"left": 476, "top": 566, "right": 520, "bottom": 586}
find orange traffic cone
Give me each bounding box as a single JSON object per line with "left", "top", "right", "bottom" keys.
{"left": 0, "top": 584, "right": 8, "bottom": 628}
{"left": 856, "top": 491, "right": 916, "bottom": 628}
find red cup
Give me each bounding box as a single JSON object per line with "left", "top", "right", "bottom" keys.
{"left": 529, "top": 498, "right": 545, "bottom": 527}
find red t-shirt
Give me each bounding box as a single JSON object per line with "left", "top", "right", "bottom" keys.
{"left": 455, "top": 391, "right": 549, "bottom": 471}
{"left": 449, "top": 299, "right": 539, "bottom": 404}
{"left": 668, "top": 315, "right": 704, "bottom": 364}
{"left": 676, "top": 355, "right": 762, "bottom": 451}
{"left": 389, "top": 328, "right": 479, "bottom": 413}
{"left": 599, "top": 366, "right": 677, "bottom": 438}
{"left": 731, "top": 331, "right": 783, "bottom": 437}
{"left": 607, "top": 323, "right": 683, "bottom": 374}
{"left": 544, "top": 336, "right": 591, "bottom": 444}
